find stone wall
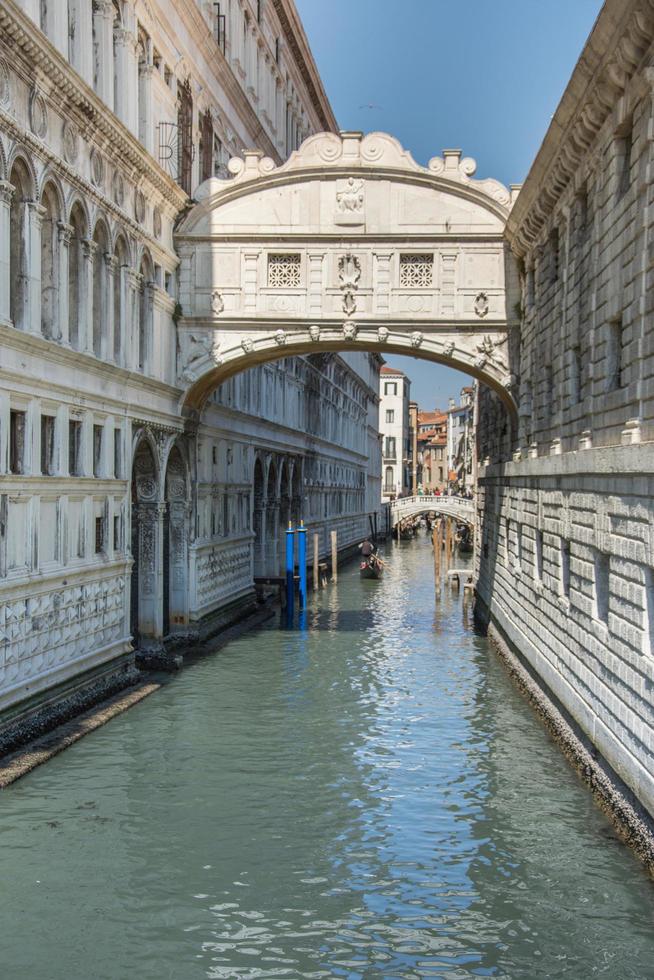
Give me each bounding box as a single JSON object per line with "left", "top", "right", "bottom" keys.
{"left": 477, "top": 0, "right": 654, "bottom": 820}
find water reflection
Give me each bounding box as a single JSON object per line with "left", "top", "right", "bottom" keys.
{"left": 0, "top": 533, "right": 653, "bottom": 979}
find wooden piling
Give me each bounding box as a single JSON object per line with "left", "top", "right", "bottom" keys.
{"left": 313, "top": 533, "right": 319, "bottom": 591}
{"left": 331, "top": 529, "right": 338, "bottom": 582}
{"left": 445, "top": 519, "right": 452, "bottom": 567}
{"left": 433, "top": 524, "right": 441, "bottom": 590}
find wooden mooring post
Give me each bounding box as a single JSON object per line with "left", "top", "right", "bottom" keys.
{"left": 331, "top": 529, "right": 338, "bottom": 582}
{"left": 313, "top": 533, "right": 320, "bottom": 591}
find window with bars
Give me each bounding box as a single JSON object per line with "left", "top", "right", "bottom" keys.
{"left": 41, "top": 415, "right": 55, "bottom": 475}
{"left": 95, "top": 516, "right": 105, "bottom": 554}
{"left": 199, "top": 109, "right": 214, "bottom": 183}
{"left": 213, "top": 2, "right": 226, "bottom": 53}
{"left": 69, "top": 419, "right": 82, "bottom": 476}
{"left": 399, "top": 253, "right": 433, "bottom": 287}
{"left": 93, "top": 424, "right": 103, "bottom": 477}
{"left": 9, "top": 410, "right": 26, "bottom": 475}
{"left": 268, "top": 253, "right": 301, "bottom": 288}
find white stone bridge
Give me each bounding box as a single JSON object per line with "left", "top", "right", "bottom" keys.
{"left": 391, "top": 495, "right": 475, "bottom": 528}
{"left": 174, "top": 131, "right": 519, "bottom": 420}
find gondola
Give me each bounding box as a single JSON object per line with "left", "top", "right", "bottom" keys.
{"left": 360, "top": 555, "right": 384, "bottom": 579}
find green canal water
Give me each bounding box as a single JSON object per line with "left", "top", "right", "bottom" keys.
{"left": 2, "top": 534, "right": 654, "bottom": 979}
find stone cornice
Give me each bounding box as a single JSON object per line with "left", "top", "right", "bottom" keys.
{"left": 506, "top": 0, "right": 654, "bottom": 257}
{"left": 0, "top": 0, "right": 188, "bottom": 209}
{"left": 270, "top": 0, "right": 338, "bottom": 133}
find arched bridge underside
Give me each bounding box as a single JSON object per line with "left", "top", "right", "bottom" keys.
{"left": 174, "top": 131, "right": 518, "bottom": 416}
{"left": 391, "top": 496, "right": 475, "bottom": 528}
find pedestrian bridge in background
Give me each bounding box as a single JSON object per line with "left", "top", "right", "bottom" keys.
{"left": 390, "top": 495, "right": 475, "bottom": 527}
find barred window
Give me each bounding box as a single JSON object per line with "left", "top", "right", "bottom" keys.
{"left": 399, "top": 254, "right": 433, "bottom": 287}
{"left": 268, "top": 253, "right": 301, "bottom": 288}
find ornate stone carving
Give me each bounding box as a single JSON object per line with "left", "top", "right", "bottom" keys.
{"left": 112, "top": 170, "right": 125, "bottom": 207}
{"left": 180, "top": 330, "right": 223, "bottom": 381}
{"left": 90, "top": 148, "right": 104, "bottom": 187}
{"left": 29, "top": 86, "right": 48, "bottom": 139}
{"left": 474, "top": 335, "right": 498, "bottom": 369}
{"left": 210, "top": 289, "right": 224, "bottom": 316}
{"left": 268, "top": 253, "right": 301, "bottom": 287}
{"left": 0, "top": 59, "right": 10, "bottom": 108}
{"left": 241, "top": 337, "right": 254, "bottom": 353}
{"left": 135, "top": 190, "right": 146, "bottom": 224}
{"left": 62, "top": 121, "right": 79, "bottom": 164}
{"left": 342, "top": 290, "right": 357, "bottom": 316}
{"left": 343, "top": 320, "right": 358, "bottom": 341}
{"left": 274, "top": 329, "right": 287, "bottom": 346}
{"left": 410, "top": 331, "right": 423, "bottom": 348}
{"left": 442, "top": 341, "right": 455, "bottom": 357}
{"left": 153, "top": 207, "right": 162, "bottom": 239}
{"left": 335, "top": 177, "right": 365, "bottom": 224}
{"left": 400, "top": 254, "right": 433, "bottom": 287}
{"left": 338, "top": 253, "right": 361, "bottom": 290}
{"left": 309, "top": 324, "right": 321, "bottom": 341}
{"left": 474, "top": 291, "right": 489, "bottom": 318}
{"left": 377, "top": 326, "right": 389, "bottom": 343}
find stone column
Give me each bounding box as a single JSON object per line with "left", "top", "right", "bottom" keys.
{"left": 103, "top": 251, "right": 116, "bottom": 361}
{"left": 93, "top": 0, "right": 115, "bottom": 109}
{"left": 308, "top": 252, "right": 324, "bottom": 317}
{"left": 253, "top": 495, "right": 266, "bottom": 577}
{"left": 49, "top": 1, "right": 69, "bottom": 57}
{"left": 26, "top": 201, "right": 45, "bottom": 336}
{"left": 71, "top": 0, "right": 94, "bottom": 86}
{"left": 0, "top": 181, "right": 14, "bottom": 325}
{"left": 81, "top": 238, "right": 97, "bottom": 355}
{"left": 135, "top": 501, "right": 166, "bottom": 651}
{"left": 56, "top": 221, "right": 72, "bottom": 344}
{"left": 125, "top": 268, "right": 143, "bottom": 370}
{"left": 243, "top": 251, "right": 260, "bottom": 314}
{"left": 168, "top": 501, "right": 190, "bottom": 631}
{"left": 113, "top": 28, "right": 136, "bottom": 130}
{"left": 138, "top": 64, "right": 155, "bottom": 153}
{"left": 374, "top": 252, "right": 392, "bottom": 316}
{"left": 266, "top": 498, "right": 279, "bottom": 576}
{"left": 113, "top": 262, "right": 126, "bottom": 365}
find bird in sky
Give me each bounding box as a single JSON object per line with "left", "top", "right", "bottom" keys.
{"left": 359, "top": 103, "right": 383, "bottom": 110}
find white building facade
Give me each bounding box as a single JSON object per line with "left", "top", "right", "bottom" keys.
{"left": 0, "top": 0, "right": 381, "bottom": 726}
{"left": 379, "top": 366, "right": 411, "bottom": 499}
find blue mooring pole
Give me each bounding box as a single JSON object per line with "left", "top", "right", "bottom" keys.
{"left": 297, "top": 521, "right": 307, "bottom": 610}
{"left": 285, "top": 522, "right": 295, "bottom": 619}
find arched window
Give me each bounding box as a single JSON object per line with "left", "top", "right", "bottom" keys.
{"left": 92, "top": 219, "right": 110, "bottom": 358}
{"left": 384, "top": 466, "right": 394, "bottom": 492}
{"left": 138, "top": 250, "right": 153, "bottom": 372}
{"left": 40, "top": 182, "right": 60, "bottom": 340}
{"left": 68, "top": 202, "right": 86, "bottom": 350}
{"left": 9, "top": 159, "right": 33, "bottom": 331}
{"left": 113, "top": 234, "right": 128, "bottom": 363}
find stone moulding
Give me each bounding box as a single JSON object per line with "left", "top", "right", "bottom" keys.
{"left": 507, "top": 0, "right": 654, "bottom": 256}
{"left": 187, "top": 131, "right": 513, "bottom": 230}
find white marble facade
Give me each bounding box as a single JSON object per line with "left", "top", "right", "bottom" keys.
{"left": 476, "top": 0, "right": 654, "bottom": 820}
{"left": 0, "top": 0, "right": 379, "bottom": 712}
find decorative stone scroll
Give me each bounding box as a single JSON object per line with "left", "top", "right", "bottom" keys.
{"left": 29, "top": 86, "right": 48, "bottom": 139}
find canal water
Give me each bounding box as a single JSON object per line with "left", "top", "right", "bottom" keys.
{"left": 2, "top": 534, "right": 654, "bottom": 979}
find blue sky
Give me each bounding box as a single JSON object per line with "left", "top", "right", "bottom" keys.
{"left": 295, "top": 0, "right": 603, "bottom": 408}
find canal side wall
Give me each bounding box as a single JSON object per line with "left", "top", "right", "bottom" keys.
{"left": 476, "top": 0, "right": 654, "bottom": 824}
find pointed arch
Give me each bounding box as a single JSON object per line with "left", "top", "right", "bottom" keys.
{"left": 92, "top": 216, "right": 110, "bottom": 357}
{"left": 113, "top": 231, "right": 129, "bottom": 363}
{"left": 40, "top": 179, "right": 61, "bottom": 340}
{"left": 67, "top": 200, "right": 87, "bottom": 350}
{"left": 138, "top": 246, "right": 154, "bottom": 372}
{"left": 8, "top": 155, "right": 36, "bottom": 330}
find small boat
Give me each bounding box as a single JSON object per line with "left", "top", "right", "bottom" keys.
{"left": 360, "top": 556, "right": 383, "bottom": 579}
